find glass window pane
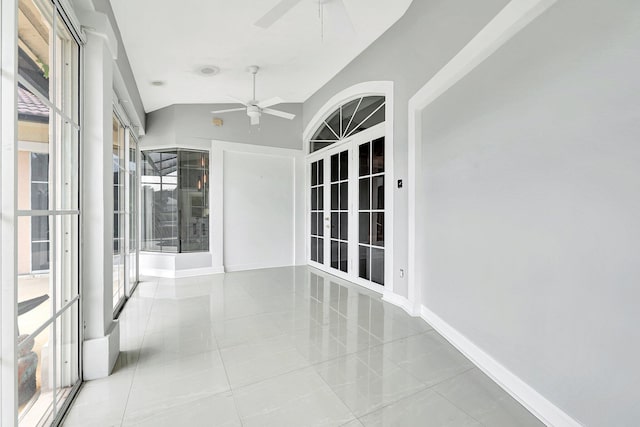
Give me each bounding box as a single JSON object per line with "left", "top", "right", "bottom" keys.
{"left": 16, "top": 266, "right": 51, "bottom": 340}
{"left": 311, "top": 213, "right": 318, "bottom": 236}
{"left": 331, "top": 184, "right": 338, "bottom": 210}
{"left": 18, "top": 0, "right": 53, "bottom": 100}
{"left": 359, "top": 246, "right": 370, "bottom": 280}
{"left": 345, "top": 96, "right": 385, "bottom": 136}
{"left": 339, "top": 150, "right": 348, "bottom": 181}
{"left": 339, "top": 242, "right": 348, "bottom": 272}
{"left": 372, "top": 212, "right": 385, "bottom": 247}
{"left": 30, "top": 183, "right": 49, "bottom": 211}
{"left": 339, "top": 212, "right": 348, "bottom": 241}
{"left": 318, "top": 159, "right": 324, "bottom": 185}
{"left": 331, "top": 241, "right": 339, "bottom": 269}
{"left": 317, "top": 238, "right": 324, "bottom": 264}
{"left": 371, "top": 248, "right": 385, "bottom": 285}
{"left": 325, "top": 109, "right": 341, "bottom": 140}
{"left": 311, "top": 237, "right": 317, "bottom": 262}
{"left": 18, "top": 324, "right": 53, "bottom": 423}
{"left": 311, "top": 162, "right": 318, "bottom": 186}
{"left": 372, "top": 137, "right": 385, "bottom": 174}
{"left": 341, "top": 98, "right": 361, "bottom": 135}
{"left": 331, "top": 213, "right": 339, "bottom": 239}
{"left": 317, "top": 214, "right": 324, "bottom": 237}
{"left": 31, "top": 242, "right": 50, "bottom": 271}
{"left": 31, "top": 216, "right": 49, "bottom": 241}
{"left": 339, "top": 182, "right": 348, "bottom": 210}
{"left": 317, "top": 186, "right": 323, "bottom": 211}
{"left": 359, "top": 178, "right": 370, "bottom": 210}
{"left": 311, "top": 188, "right": 318, "bottom": 210}
{"left": 359, "top": 213, "right": 370, "bottom": 244}
{"left": 330, "top": 154, "right": 339, "bottom": 182}
{"left": 372, "top": 176, "right": 384, "bottom": 210}
{"left": 18, "top": 91, "right": 51, "bottom": 211}
{"left": 359, "top": 142, "right": 370, "bottom": 177}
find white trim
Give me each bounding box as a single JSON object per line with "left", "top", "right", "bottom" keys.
{"left": 420, "top": 305, "right": 582, "bottom": 427}
{"left": 407, "top": 0, "right": 559, "bottom": 315}
{"left": 381, "top": 291, "right": 414, "bottom": 316}
{"left": 225, "top": 262, "right": 293, "bottom": 273}
{"left": 140, "top": 266, "right": 224, "bottom": 279}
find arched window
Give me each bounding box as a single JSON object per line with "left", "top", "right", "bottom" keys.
{"left": 309, "top": 95, "right": 385, "bottom": 153}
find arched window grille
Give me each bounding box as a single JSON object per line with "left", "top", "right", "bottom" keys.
{"left": 309, "top": 95, "right": 385, "bottom": 153}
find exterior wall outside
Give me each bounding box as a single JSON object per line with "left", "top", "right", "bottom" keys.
{"left": 302, "top": 0, "right": 511, "bottom": 298}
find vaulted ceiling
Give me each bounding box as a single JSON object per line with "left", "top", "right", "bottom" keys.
{"left": 109, "top": 0, "right": 412, "bottom": 112}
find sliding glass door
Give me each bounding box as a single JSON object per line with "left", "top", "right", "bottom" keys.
{"left": 15, "top": 0, "right": 82, "bottom": 424}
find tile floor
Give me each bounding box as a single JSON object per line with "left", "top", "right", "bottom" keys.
{"left": 61, "top": 266, "right": 544, "bottom": 427}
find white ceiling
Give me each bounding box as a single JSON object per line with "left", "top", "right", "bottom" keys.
{"left": 109, "top": 0, "right": 412, "bottom": 112}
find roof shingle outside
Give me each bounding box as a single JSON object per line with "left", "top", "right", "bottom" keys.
{"left": 18, "top": 86, "right": 49, "bottom": 118}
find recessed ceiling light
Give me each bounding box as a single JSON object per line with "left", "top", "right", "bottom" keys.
{"left": 151, "top": 80, "right": 165, "bottom": 86}
{"left": 200, "top": 66, "right": 220, "bottom": 76}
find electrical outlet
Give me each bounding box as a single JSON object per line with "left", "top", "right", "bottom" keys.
{"left": 399, "top": 269, "right": 404, "bottom": 278}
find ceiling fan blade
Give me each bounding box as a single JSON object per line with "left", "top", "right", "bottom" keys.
{"left": 263, "top": 108, "right": 296, "bottom": 120}
{"left": 255, "top": 0, "right": 303, "bottom": 29}
{"left": 210, "top": 108, "right": 246, "bottom": 114}
{"left": 324, "top": 0, "right": 355, "bottom": 37}
{"left": 250, "top": 115, "right": 260, "bottom": 126}
{"left": 257, "top": 97, "right": 284, "bottom": 109}
{"left": 224, "top": 95, "right": 250, "bottom": 106}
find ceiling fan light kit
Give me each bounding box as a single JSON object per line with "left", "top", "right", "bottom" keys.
{"left": 210, "top": 65, "right": 296, "bottom": 126}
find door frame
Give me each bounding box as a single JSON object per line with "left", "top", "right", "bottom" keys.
{"left": 306, "top": 121, "right": 391, "bottom": 295}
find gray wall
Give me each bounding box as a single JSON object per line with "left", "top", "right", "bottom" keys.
{"left": 420, "top": 0, "right": 640, "bottom": 425}
{"left": 303, "top": 0, "right": 510, "bottom": 297}
{"left": 143, "top": 103, "right": 302, "bottom": 150}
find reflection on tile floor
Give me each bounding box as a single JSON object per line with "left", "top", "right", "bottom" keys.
{"left": 62, "top": 266, "right": 544, "bottom": 427}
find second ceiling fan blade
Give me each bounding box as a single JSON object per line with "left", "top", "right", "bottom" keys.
{"left": 255, "top": 0, "right": 303, "bottom": 29}
{"left": 263, "top": 108, "right": 296, "bottom": 120}
{"left": 210, "top": 108, "right": 246, "bottom": 114}
{"left": 258, "top": 97, "right": 284, "bottom": 109}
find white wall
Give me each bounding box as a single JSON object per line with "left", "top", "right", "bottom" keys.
{"left": 222, "top": 149, "right": 298, "bottom": 271}
{"left": 420, "top": 0, "right": 640, "bottom": 425}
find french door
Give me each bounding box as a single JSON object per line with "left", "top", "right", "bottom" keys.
{"left": 308, "top": 124, "right": 386, "bottom": 290}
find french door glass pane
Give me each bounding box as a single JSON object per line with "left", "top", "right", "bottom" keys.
{"left": 358, "top": 137, "right": 385, "bottom": 285}
{"left": 371, "top": 248, "right": 385, "bottom": 285}
{"left": 359, "top": 246, "right": 370, "bottom": 280}
{"left": 310, "top": 159, "right": 324, "bottom": 263}
{"left": 330, "top": 149, "right": 349, "bottom": 273}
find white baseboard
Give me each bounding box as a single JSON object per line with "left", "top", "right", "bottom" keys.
{"left": 420, "top": 305, "right": 582, "bottom": 427}
{"left": 224, "top": 262, "right": 292, "bottom": 273}
{"left": 382, "top": 292, "right": 416, "bottom": 316}
{"left": 140, "top": 266, "right": 224, "bottom": 278}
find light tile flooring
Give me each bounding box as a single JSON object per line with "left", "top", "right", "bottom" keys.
{"left": 62, "top": 267, "right": 544, "bottom": 427}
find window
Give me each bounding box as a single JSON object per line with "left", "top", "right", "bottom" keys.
{"left": 113, "top": 114, "right": 126, "bottom": 309}
{"left": 15, "top": 0, "right": 81, "bottom": 424}
{"left": 309, "top": 96, "right": 385, "bottom": 153}
{"left": 141, "top": 149, "right": 210, "bottom": 253}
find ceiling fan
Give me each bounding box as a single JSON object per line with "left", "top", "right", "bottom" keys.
{"left": 210, "top": 66, "right": 295, "bottom": 126}
{"left": 254, "top": 0, "right": 354, "bottom": 38}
